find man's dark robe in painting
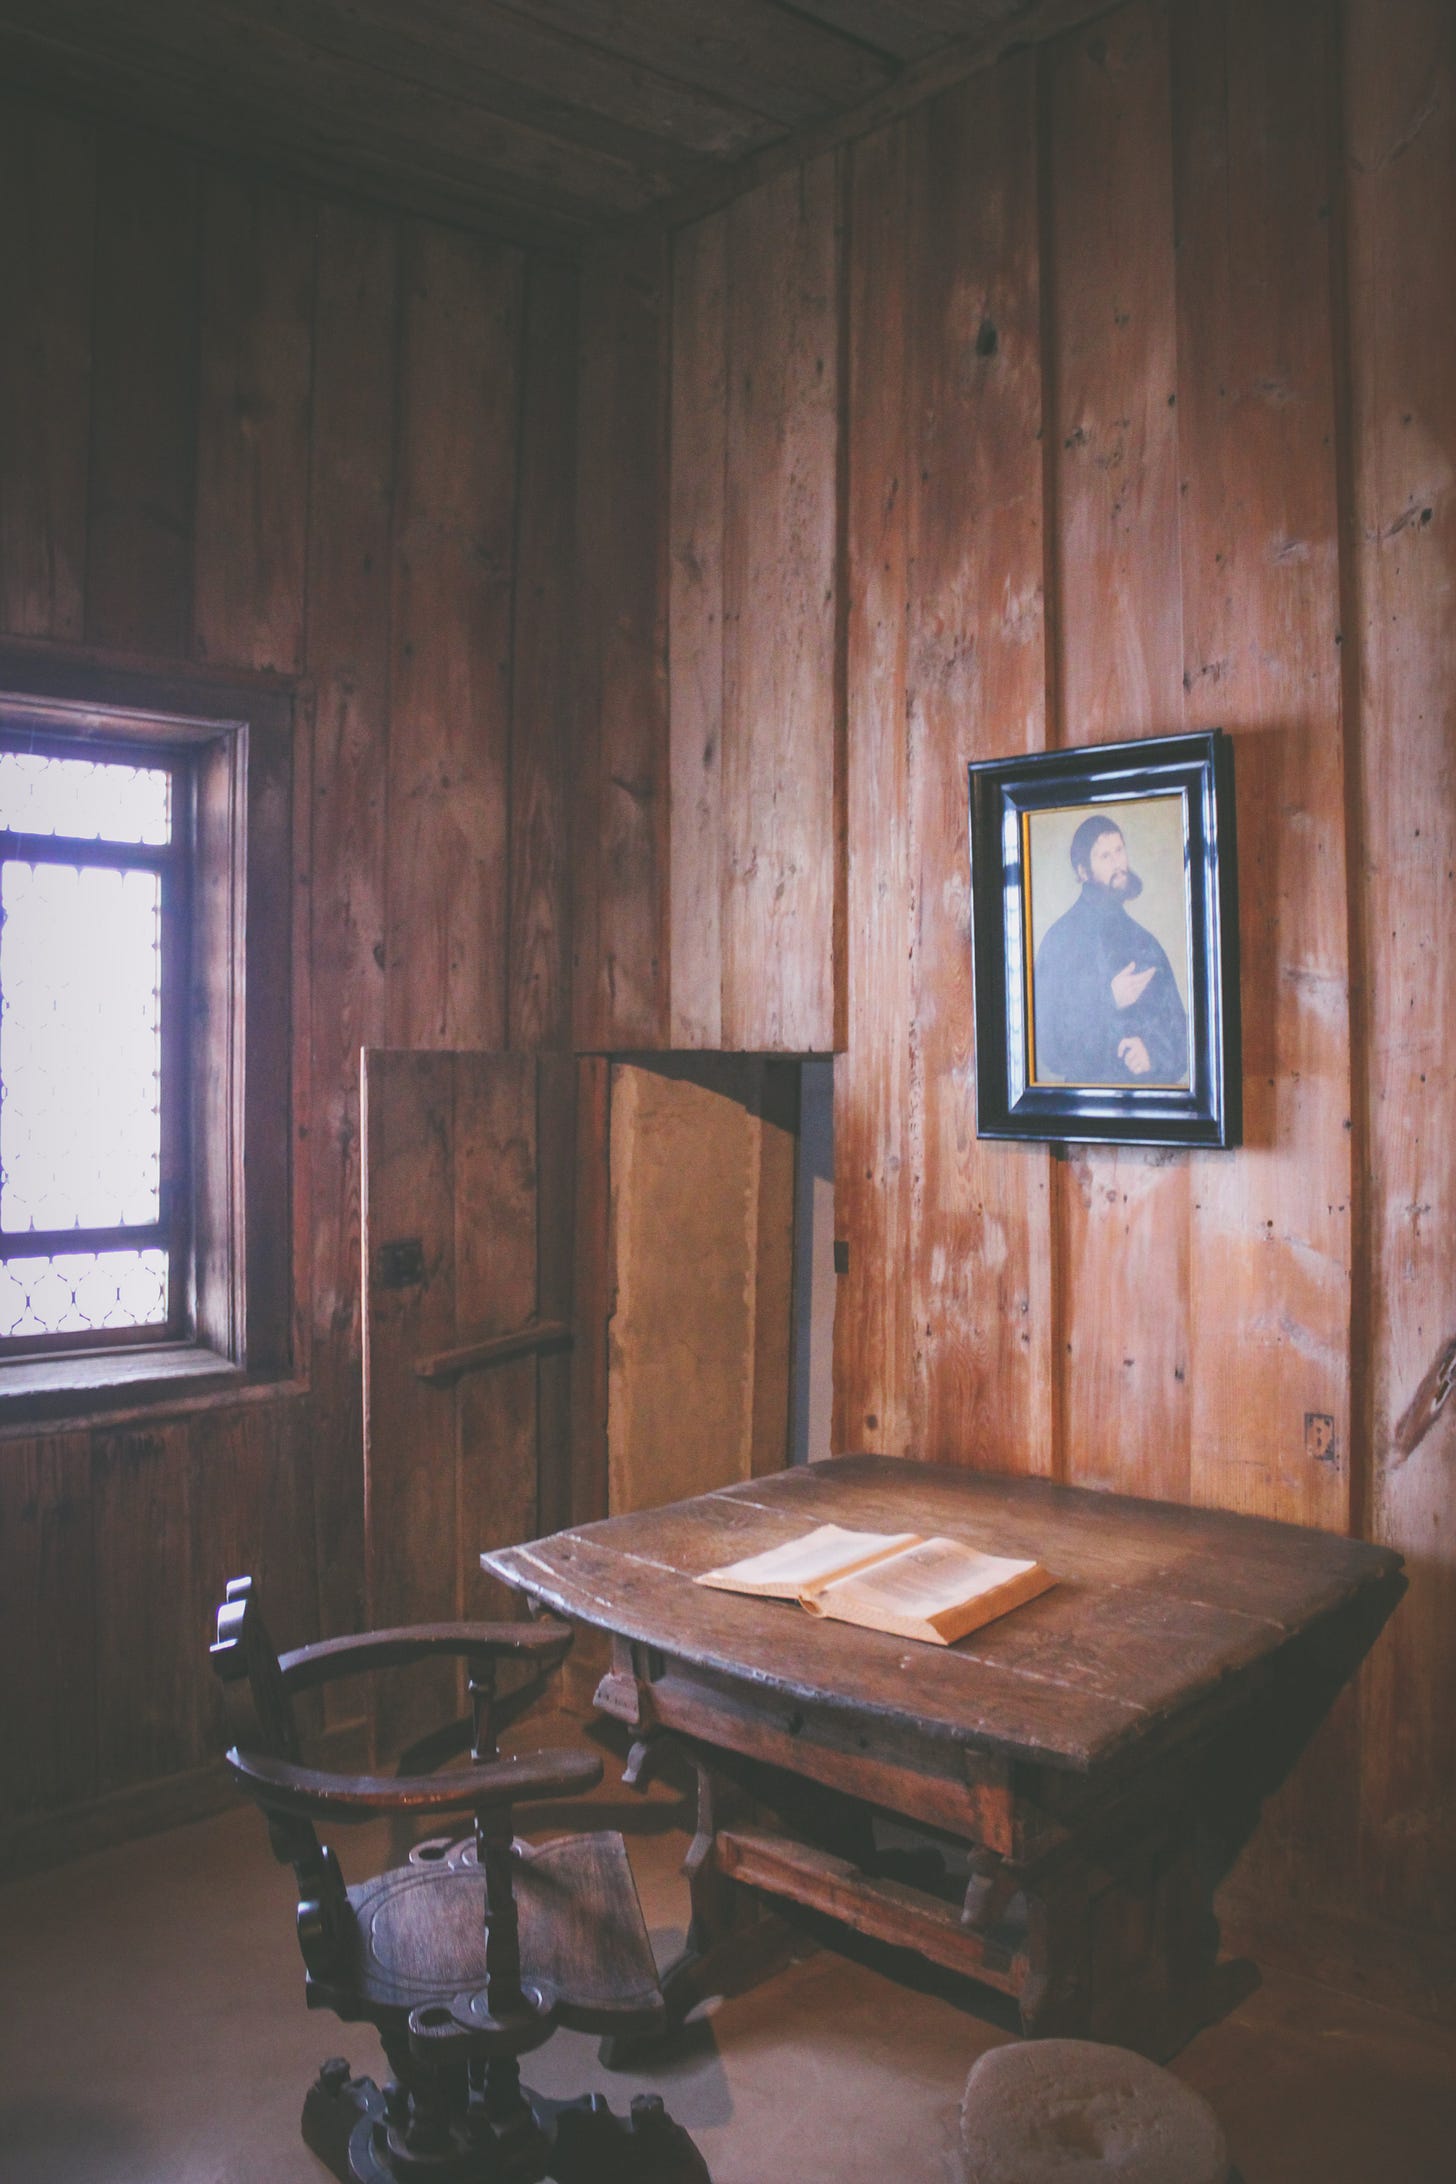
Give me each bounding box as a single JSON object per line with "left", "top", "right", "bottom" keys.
{"left": 1033, "top": 883, "right": 1188, "bottom": 1085}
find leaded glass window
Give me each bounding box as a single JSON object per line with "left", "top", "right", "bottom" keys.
{"left": 0, "top": 736, "right": 189, "bottom": 1354}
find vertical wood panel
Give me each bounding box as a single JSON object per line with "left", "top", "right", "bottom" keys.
{"left": 1045, "top": 0, "right": 1191, "bottom": 1499}
{"left": 1175, "top": 0, "right": 1352, "bottom": 1529}
{"left": 362, "top": 1050, "right": 459, "bottom": 1749}
{"left": 837, "top": 113, "right": 915, "bottom": 1456}
{"left": 0, "top": 98, "right": 93, "bottom": 640}
{"left": 386, "top": 225, "right": 522, "bottom": 1051}
{"left": 85, "top": 129, "right": 199, "bottom": 655}
{"left": 364, "top": 1053, "right": 551, "bottom": 1736}
{"left": 193, "top": 173, "right": 315, "bottom": 673}
{"left": 0, "top": 1433, "right": 95, "bottom": 1817}
{"left": 192, "top": 1399, "right": 320, "bottom": 1750}
{"left": 535, "top": 1055, "right": 580, "bottom": 1537}
{"left": 668, "top": 210, "right": 728, "bottom": 1049}
{"left": 454, "top": 1056, "right": 540, "bottom": 1620}
{"left": 92, "top": 1424, "right": 199, "bottom": 1793}
{"left": 569, "top": 1055, "right": 612, "bottom": 1528}
{"left": 508, "top": 258, "right": 578, "bottom": 1056}
{"left": 304, "top": 203, "right": 400, "bottom": 1646}
{"left": 750, "top": 1061, "right": 800, "bottom": 1477}
{"left": 573, "top": 232, "right": 670, "bottom": 1052}
{"left": 722, "top": 155, "right": 842, "bottom": 1052}
{"left": 905, "top": 61, "right": 1055, "bottom": 1474}
{"left": 1346, "top": 0, "right": 1456, "bottom": 1930}
{"left": 0, "top": 97, "right": 581, "bottom": 1848}
{"left": 607, "top": 1059, "right": 794, "bottom": 1510}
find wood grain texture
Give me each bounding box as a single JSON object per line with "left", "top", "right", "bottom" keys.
{"left": 903, "top": 63, "right": 1054, "bottom": 1473}
{"left": 1045, "top": 1, "right": 1191, "bottom": 1499}
{"left": 572, "top": 230, "right": 670, "bottom": 1051}
{"left": 836, "top": 112, "right": 915, "bottom": 1456}
{"left": 0, "top": 97, "right": 93, "bottom": 640}
{"left": 534, "top": 1055, "right": 579, "bottom": 1537}
{"left": 508, "top": 258, "right": 578, "bottom": 1056}
{"left": 0, "top": 1433, "right": 95, "bottom": 1817}
{"left": 92, "top": 1423, "right": 201, "bottom": 1793}
{"left": 1344, "top": 0, "right": 1456, "bottom": 1932}
{"left": 721, "top": 154, "right": 842, "bottom": 1052}
{"left": 385, "top": 224, "right": 522, "bottom": 1051}
{"left": 607, "top": 1060, "right": 790, "bottom": 1512}
{"left": 750, "top": 1062, "right": 800, "bottom": 1478}
{"left": 361, "top": 1049, "right": 460, "bottom": 1749}
{"left": 453, "top": 1054, "right": 540, "bottom": 1623}
{"left": 0, "top": 94, "right": 578, "bottom": 1850}
{"left": 363, "top": 1052, "right": 555, "bottom": 1740}
{"left": 489, "top": 1453, "right": 1400, "bottom": 1772}
{"left": 1174, "top": 0, "right": 1351, "bottom": 1530}
{"left": 84, "top": 126, "right": 199, "bottom": 655}
{"left": 191, "top": 1397, "right": 321, "bottom": 1753}
{"left": 515, "top": 0, "right": 897, "bottom": 127}
{"left": 303, "top": 201, "right": 399, "bottom": 1648}
{"left": 668, "top": 209, "right": 728, "bottom": 1050}
{"left": 568, "top": 1055, "right": 612, "bottom": 1531}
{"left": 193, "top": 171, "right": 315, "bottom": 672}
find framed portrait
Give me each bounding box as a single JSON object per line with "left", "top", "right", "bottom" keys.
{"left": 967, "top": 730, "right": 1240, "bottom": 1148}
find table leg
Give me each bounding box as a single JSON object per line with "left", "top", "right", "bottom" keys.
{"left": 600, "top": 1753, "right": 803, "bottom": 2068}
{"left": 1018, "top": 1816, "right": 1254, "bottom": 2060}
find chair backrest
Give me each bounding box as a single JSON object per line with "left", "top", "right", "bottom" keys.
{"left": 211, "top": 1574, "right": 302, "bottom": 1762}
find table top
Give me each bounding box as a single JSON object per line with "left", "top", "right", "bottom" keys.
{"left": 484, "top": 1456, "right": 1402, "bottom": 1773}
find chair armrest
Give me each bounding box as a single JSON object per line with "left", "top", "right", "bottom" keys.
{"left": 277, "top": 1618, "right": 574, "bottom": 1693}
{"left": 226, "top": 1741, "right": 603, "bottom": 1822}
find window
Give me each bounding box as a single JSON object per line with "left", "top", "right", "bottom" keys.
{"left": 0, "top": 737, "right": 190, "bottom": 1355}
{"left": 0, "top": 658, "right": 295, "bottom": 1408}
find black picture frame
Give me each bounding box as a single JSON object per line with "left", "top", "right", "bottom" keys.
{"left": 967, "top": 729, "right": 1240, "bottom": 1148}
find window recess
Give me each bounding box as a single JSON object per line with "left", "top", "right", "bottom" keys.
{"left": 0, "top": 735, "right": 191, "bottom": 1356}
{"left": 0, "top": 659, "right": 295, "bottom": 1408}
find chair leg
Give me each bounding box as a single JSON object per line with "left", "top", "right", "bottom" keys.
{"left": 301, "top": 2059, "right": 386, "bottom": 2181}
{"left": 539, "top": 2091, "right": 712, "bottom": 2184}
{"left": 300, "top": 2051, "right": 555, "bottom": 2184}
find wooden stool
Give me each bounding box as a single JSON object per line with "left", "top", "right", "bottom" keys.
{"left": 960, "top": 2040, "right": 1231, "bottom": 2184}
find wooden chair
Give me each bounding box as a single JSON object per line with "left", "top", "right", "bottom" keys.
{"left": 211, "top": 1576, "right": 710, "bottom": 2184}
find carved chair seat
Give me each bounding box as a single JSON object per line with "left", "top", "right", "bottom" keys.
{"left": 212, "top": 1577, "right": 707, "bottom": 2184}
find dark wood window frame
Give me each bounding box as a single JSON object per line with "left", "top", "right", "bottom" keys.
{"left": 0, "top": 653, "right": 295, "bottom": 1417}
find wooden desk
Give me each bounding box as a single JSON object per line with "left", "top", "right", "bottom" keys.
{"left": 485, "top": 1456, "right": 1403, "bottom": 2058}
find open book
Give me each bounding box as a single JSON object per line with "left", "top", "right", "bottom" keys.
{"left": 696, "top": 1522, "right": 1055, "bottom": 1646}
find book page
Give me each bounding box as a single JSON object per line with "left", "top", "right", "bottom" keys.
{"left": 804, "top": 1537, "right": 1042, "bottom": 1622}
{"left": 696, "top": 1522, "right": 922, "bottom": 1598}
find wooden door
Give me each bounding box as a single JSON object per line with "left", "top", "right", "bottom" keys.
{"left": 361, "top": 1048, "right": 584, "bottom": 1751}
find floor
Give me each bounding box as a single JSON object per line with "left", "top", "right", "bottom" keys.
{"left": 2, "top": 1729, "right": 1453, "bottom": 2184}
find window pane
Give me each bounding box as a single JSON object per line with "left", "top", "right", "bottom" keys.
{"left": 0, "top": 1248, "right": 168, "bottom": 1338}
{"left": 0, "top": 750, "right": 171, "bottom": 844}
{"left": 1, "top": 862, "right": 163, "bottom": 1230}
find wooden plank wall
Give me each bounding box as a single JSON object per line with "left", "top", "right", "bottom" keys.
{"left": 575, "top": 154, "right": 845, "bottom": 1056}
{"left": 0, "top": 98, "right": 578, "bottom": 1858}
{"left": 574, "top": 0, "right": 1454, "bottom": 1968}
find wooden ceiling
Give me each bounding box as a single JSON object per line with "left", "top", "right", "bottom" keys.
{"left": 0, "top": 0, "right": 1107, "bottom": 248}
